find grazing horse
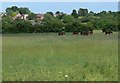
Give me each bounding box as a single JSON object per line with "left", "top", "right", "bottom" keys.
{"left": 80, "top": 31, "right": 89, "bottom": 36}
{"left": 58, "top": 32, "right": 65, "bottom": 36}
{"left": 105, "top": 31, "right": 113, "bottom": 35}
{"left": 73, "top": 32, "right": 79, "bottom": 35}
{"left": 89, "top": 31, "right": 93, "bottom": 35}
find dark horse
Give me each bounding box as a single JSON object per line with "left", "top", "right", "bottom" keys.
{"left": 89, "top": 31, "right": 93, "bottom": 35}
{"left": 73, "top": 32, "right": 79, "bottom": 35}
{"left": 58, "top": 32, "right": 65, "bottom": 36}
{"left": 105, "top": 31, "right": 113, "bottom": 35}
{"left": 80, "top": 31, "right": 89, "bottom": 36}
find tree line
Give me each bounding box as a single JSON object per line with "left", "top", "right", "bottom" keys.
{"left": 1, "top": 6, "right": 119, "bottom": 33}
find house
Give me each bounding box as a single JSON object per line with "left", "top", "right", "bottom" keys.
{"left": 14, "top": 13, "right": 28, "bottom": 20}
{"left": 36, "top": 14, "right": 44, "bottom": 20}
{"left": 14, "top": 13, "right": 22, "bottom": 19}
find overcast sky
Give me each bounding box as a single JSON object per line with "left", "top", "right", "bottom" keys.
{"left": 1, "top": 2, "right": 118, "bottom": 14}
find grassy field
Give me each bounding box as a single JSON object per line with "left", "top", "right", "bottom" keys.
{"left": 2, "top": 30, "right": 118, "bottom": 81}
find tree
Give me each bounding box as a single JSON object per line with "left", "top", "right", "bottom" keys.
{"left": 79, "top": 16, "right": 90, "bottom": 23}
{"left": 56, "top": 12, "right": 66, "bottom": 20}
{"left": 52, "top": 18, "right": 64, "bottom": 32}
{"left": 28, "top": 12, "right": 36, "bottom": 20}
{"left": 72, "top": 20, "right": 81, "bottom": 32}
{"left": 6, "top": 8, "right": 14, "bottom": 16}
{"left": 6, "top": 6, "right": 19, "bottom": 17}
{"left": 71, "top": 9, "right": 78, "bottom": 18}
{"left": 6, "top": 6, "right": 19, "bottom": 13}
{"left": 63, "top": 15, "right": 75, "bottom": 23}
{"left": 78, "top": 8, "right": 88, "bottom": 16}
{"left": 46, "top": 12, "right": 54, "bottom": 16}
{"left": 43, "top": 14, "right": 55, "bottom": 22}
{"left": 11, "top": 6, "right": 19, "bottom": 12}
{"left": 43, "top": 13, "right": 63, "bottom": 32}
{"left": 55, "top": 11, "right": 60, "bottom": 14}
{"left": 19, "top": 7, "right": 30, "bottom": 14}
{"left": 88, "top": 11, "right": 95, "bottom": 16}
{"left": 65, "top": 22, "right": 73, "bottom": 32}
{"left": 13, "top": 19, "right": 32, "bottom": 33}
{"left": 2, "top": 16, "right": 14, "bottom": 33}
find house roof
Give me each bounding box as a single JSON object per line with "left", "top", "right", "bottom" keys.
{"left": 36, "top": 14, "right": 44, "bottom": 18}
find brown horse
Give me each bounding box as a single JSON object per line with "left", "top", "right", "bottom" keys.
{"left": 58, "top": 32, "right": 65, "bottom": 36}
{"left": 73, "top": 32, "right": 79, "bottom": 35}
{"left": 89, "top": 31, "right": 93, "bottom": 35}
{"left": 80, "top": 31, "right": 89, "bottom": 36}
{"left": 105, "top": 31, "right": 113, "bottom": 35}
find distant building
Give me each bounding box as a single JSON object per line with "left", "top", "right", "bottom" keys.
{"left": 36, "top": 14, "right": 44, "bottom": 21}
{"left": 22, "top": 14, "right": 29, "bottom": 20}
{"left": 14, "top": 13, "right": 28, "bottom": 20}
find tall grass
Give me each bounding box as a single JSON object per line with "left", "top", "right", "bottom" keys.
{"left": 2, "top": 30, "right": 118, "bottom": 81}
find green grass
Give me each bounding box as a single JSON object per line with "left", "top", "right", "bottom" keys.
{"left": 2, "top": 30, "right": 118, "bottom": 81}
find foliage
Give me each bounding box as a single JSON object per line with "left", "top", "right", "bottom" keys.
{"left": 43, "top": 14, "right": 63, "bottom": 32}
{"left": 46, "top": 12, "right": 54, "bottom": 16}
{"left": 2, "top": 6, "right": 119, "bottom": 33}
{"left": 28, "top": 12, "right": 36, "bottom": 20}
{"left": 78, "top": 8, "right": 88, "bottom": 16}
{"left": 19, "top": 7, "right": 30, "bottom": 14}
{"left": 63, "top": 15, "right": 75, "bottom": 23}
{"left": 71, "top": 9, "right": 78, "bottom": 18}
{"left": 2, "top": 16, "right": 14, "bottom": 33}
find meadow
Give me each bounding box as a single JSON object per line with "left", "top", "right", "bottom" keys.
{"left": 2, "top": 30, "right": 118, "bottom": 81}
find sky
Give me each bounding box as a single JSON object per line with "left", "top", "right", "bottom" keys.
{"left": 1, "top": 2, "right": 118, "bottom": 14}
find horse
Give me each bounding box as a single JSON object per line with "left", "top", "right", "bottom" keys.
{"left": 105, "top": 31, "right": 113, "bottom": 35}
{"left": 73, "top": 32, "right": 79, "bottom": 35}
{"left": 58, "top": 32, "right": 65, "bottom": 36}
{"left": 89, "top": 31, "right": 93, "bottom": 35}
{"left": 80, "top": 31, "right": 89, "bottom": 36}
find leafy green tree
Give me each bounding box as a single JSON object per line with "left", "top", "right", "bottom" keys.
{"left": 6, "top": 8, "right": 14, "bottom": 16}
{"left": 88, "top": 11, "right": 95, "bottom": 16}
{"left": 65, "top": 22, "right": 73, "bottom": 32}
{"left": 19, "top": 7, "right": 30, "bottom": 14}
{"left": 46, "top": 12, "right": 54, "bottom": 16}
{"left": 52, "top": 18, "right": 64, "bottom": 32}
{"left": 6, "top": 6, "right": 19, "bottom": 17}
{"left": 63, "top": 15, "right": 75, "bottom": 23}
{"left": 43, "top": 14, "right": 55, "bottom": 23}
{"left": 79, "top": 16, "right": 90, "bottom": 23}
{"left": 6, "top": 6, "right": 19, "bottom": 13}
{"left": 13, "top": 19, "right": 32, "bottom": 33}
{"left": 56, "top": 12, "right": 66, "bottom": 20}
{"left": 11, "top": 6, "right": 19, "bottom": 12}
{"left": 43, "top": 14, "right": 63, "bottom": 32}
{"left": 71, "top": 9, "right": 78, "bottom": 18}
{"left": 55, "top": 11, "right": 60, "bottom": 14}
{"left": 28, "top": 12, "right": 36, "bottom": 20}
{"left": 78, "top": 8, "right": 88, "bottom": 16}
{"left": 72, "top": 20, "right": 81, "bottom": 32}
{"left": 2, "top": 16, "right": 14, "bottom": 33}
